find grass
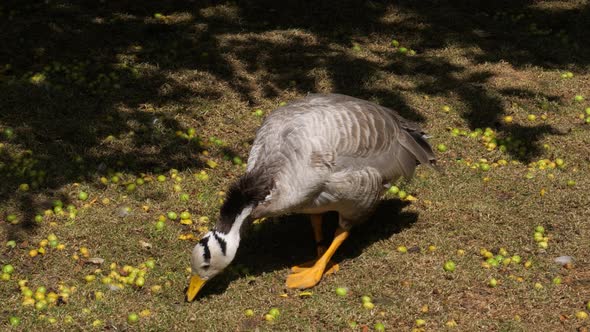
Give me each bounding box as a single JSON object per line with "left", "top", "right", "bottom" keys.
{"left": 1, "top": 0, "right": 590, "bottom": 330}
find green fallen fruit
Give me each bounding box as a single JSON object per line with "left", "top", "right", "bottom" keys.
{"left": 78, "top": 191, "right": 88, "bottom": 201}
{"left": 511, "top": 255, "right": 521, "bottom": 264}
{"left": 489, "top": 278, "right": 498, "bottom": 287}
{"left": 180, "top": 211, "right": 191, "bottom": 220}
{"left": 167, "top": 212, "right": 178, "bottom": 220}
{"left": 244, "top": 309, "right": 254, "bottom": 317}
{"left": 2, "top": 264, "right": 15, "bottom": 274}
{"left": 157, "top": 175, "right": 166, "bottom": 182}
{"left": 126, "top": 183, "right": 136, "bottom": 192}
{"left": 34, "top": 215, "right": 43, "bottom": 223}
{"left": 363, "top": 301, "right": 375, "bottom": 309}
{"left": 335, "top": 287, "right": 347, "bottom": 296}
{"left": 127, "top": 313, "right": 139, "bottom": 324}
{"left": 552, "top": 277, "right": 562, "bottom": 285}
{"left": 388, "top": 186, "right": 399, "bottom": 195}
{"left": 135, "top": 277, "right": 145, "bottom": 287}
{"left": 374, "top": 322, "right": 385, "bottom": 331}
{"left": 180, "top": 193, "right": 190, "bottom": 201}
{"left": 6, "top": 240, "right": 16, "bottom": 248}
{"left": 4, "top": 128, "right": 14, "bottom": 138}
{"left": 35, "top": 301, "right": 48, "bottom": 311}
{"left": 268, "top": 308, "right": 280, "bottom": 318}
{"left": 535, "top": 225, "right": 545, "bottom": 233}
{"left": 567, "top": 180, "right": 576, "bottom": 186}
{"left": 437, "top": 144, "right": 447, "bottom": 152}
{"left": 361, "top": 295, "right": 371, "bottom": 303}
{"left": 443, "top": 260, "right": 456, "bottom": 272}
{"left": 9, "top": 316, "right": 21, "bottom": 326}
{"left": 155, "top": 221, "right": 165, "bottom": 230}
{"left": 145, "top": 259, "right": 156, "bottom": 269}
{"left": 574, "top": 95, "right": 584, "bottom": 102}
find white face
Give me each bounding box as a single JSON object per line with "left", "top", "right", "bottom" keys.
{"left": 190, "top": 232, "right": 233, "bottom": 280}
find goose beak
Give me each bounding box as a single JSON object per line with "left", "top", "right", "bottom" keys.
{"left": 186, "top": 275, "right": 206, "bottom": 302}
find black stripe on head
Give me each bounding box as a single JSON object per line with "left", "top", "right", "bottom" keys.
{"left": 200, "top": 237, "right": 211, "bottom": 262}
{"left": 217, "top": 168, "right": 273, "bottom": 234}
{"left": 212, "top": 232, "right": 227, "bottom": 256}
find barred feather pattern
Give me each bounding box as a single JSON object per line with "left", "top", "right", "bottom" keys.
{"left": 237, "top": 93, "right": 436, "bottom": 229}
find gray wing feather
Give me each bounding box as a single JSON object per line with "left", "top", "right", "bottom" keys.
{"left": 246, "top": 93, "right": 436, "bottom": 218}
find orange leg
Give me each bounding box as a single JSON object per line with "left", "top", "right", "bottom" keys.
{"left": 291, "top": 215, "right": 338, "bottom": 275}
{"left": 286, "top": 226, "right": 349, "bottom": 289}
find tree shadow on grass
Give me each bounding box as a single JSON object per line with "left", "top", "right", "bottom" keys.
{"left": 196, "top": 199, "right": 416, "bottom": 299}
{"left": 1, "top": 0, "right": 585, "bottom": 237}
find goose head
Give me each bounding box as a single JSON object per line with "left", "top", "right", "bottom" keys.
{"left": 186, "top": 206, "right": 253, "bottom": 301}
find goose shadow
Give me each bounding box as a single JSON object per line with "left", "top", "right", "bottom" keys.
{"left": 193, "top": 199, "right": 417, "bottom": 299}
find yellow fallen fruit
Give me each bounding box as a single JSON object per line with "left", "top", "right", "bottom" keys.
{"left": 445, "top": 320, "right": 457, "bottom": 328}
{"left": 94, "top": 291, "right": 104, "bottom": 300}
{"left": 22, "top": 297, "right": 36, "bottom": 306}
{"left": 80, "top": 247, "right": 90, "bottom": 257}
